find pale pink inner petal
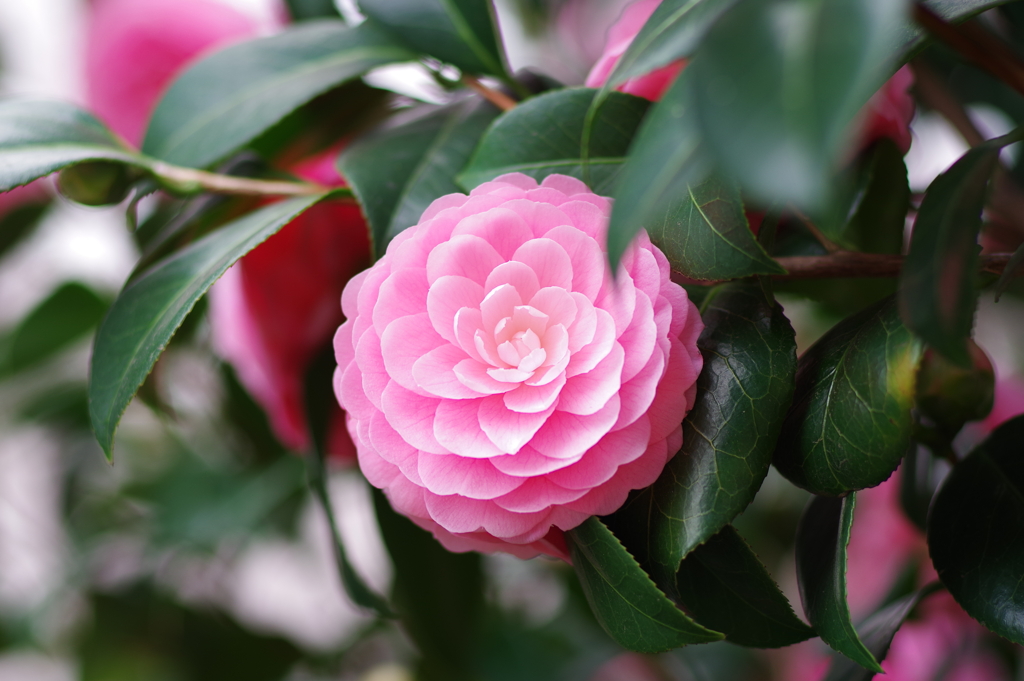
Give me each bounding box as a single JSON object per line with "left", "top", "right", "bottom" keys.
{"left": 452, "top": 207, "right": 534, "bottom": 259}
{"left": 480, "top": 284, "right": 523, "bottom": 339}
{"left": 484, "top": 260, "right": 540, "bottom": 304}
{"left": 454, "top": 358, "right": 519, "bottom": 395}
{"left": 503, "top": 372, "right": 567, "bottom": 413}
{"left": 529, "top": 286, "right": 578, "bottom": 327}
{"left": 541, "top": 223, "right": 606, "bottom": 299}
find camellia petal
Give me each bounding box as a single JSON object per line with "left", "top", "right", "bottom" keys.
{"left": 334, "top": 173, "right": 703, "bottom": 559}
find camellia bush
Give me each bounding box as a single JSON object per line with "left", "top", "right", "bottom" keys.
{"left": 2, "top": 0, "right": 1024, "bottom": 678}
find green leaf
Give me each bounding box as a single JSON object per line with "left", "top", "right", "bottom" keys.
{"left": 606, "top": 70, "right": 704, "bottom": 273}
{"left": 822, "top": 584, "right": 941, "bottom": 681}
{"left": 796, "top": 494, "right": 883, "bottom": 673}
{"left": 142, "top": 20, "right": 415, "bottom": 168}
{"left": 284, "top": 0, "right": 342, "bottom": 21}
{"left": 648, "top": 172, "right": 785, "bottom": 281}
{"left": 605, "top": 282, "right": 797, "bottom": 585}
{"left": 304, "top": 347, "right": 392, "bottom": 616}
{"left": 897, "top": 0, "right": 1017, "bottom": 56}
{"left": 820, "top": 138, "right": 910, "bottom": 253}
{"left": 604, "top": 0, "right": 738, "bottom": 87}
{"left": 0, "top": 100, "right": 145, "bottom": 191}
{"left": 0, "top": 282, "right": 108, "bottom": 376}
{"left": 772, "top": 297, "right": 924, "bottom": 496}
{"left": 899, "top": 140, "right": 1006, "bottom": 367}
{"left": 340, "top": 97, "right": 500, "bottom": 258}
{"left": 459, "top": 88, "right": 649, "bottom": 195}
{"left": 0, "top": 199, "right": 49, "bottom": 260}
{"left": 928, "top": 415, "right": 1024, "bottom": 645}
{"left": 566, "top": 517, "right": 723, "bottom": 654}
{"left": 689, "top": 0, "right": 910, "bottom": 210}
{"left": 372, "top": 487, "right": 485, "bottom": 680}
{"left": 675, "top": 525, "right": 814, "bottom": 647}
{"left": 359, "top": 0, "right": 510, "bottom": 78}
{"left": 89, "top": 194, "right": 326, "bottom": 460}
{"left": 993, "top": 240, "right": 1024, "bottom": 302}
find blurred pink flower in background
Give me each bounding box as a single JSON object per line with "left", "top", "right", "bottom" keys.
{"left": 85, "top": 0, "right": 372, "bottom": 458}
{"left": 982, "top": 375, "right": 1024, "bottom": 433}
{"left": 334, "top": 173, "right": 704, "bottom": 559}
{"left": 85, "top": 0, "right": 257, "bottom": 146}
{"left": 585, "top": 0, "right": 915, "bottom": 154}
{"left": 583, "top": 0, "right": 684, "bottom": 101}
{"left": 210, "top": 153, "right": 371, "bottom": 459}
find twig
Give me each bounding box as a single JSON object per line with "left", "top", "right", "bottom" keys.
{"left": 149, "top": 161, "right": 339, "bottom": 198}
{"left": 913, "top": 3, "right": 1024, "bottom": 98}
{"left": 461, "top": 75, "right": 518, "bottom": 111}
{"left": 676, "top": 252, "right": 1017, "bottom": 283}
{"left": 910, "top": 59, "right": 1024, "bottom": 237}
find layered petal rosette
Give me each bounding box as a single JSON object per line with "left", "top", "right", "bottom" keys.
{"left": 334, "top": 173, "right": 703, "bottom": 560}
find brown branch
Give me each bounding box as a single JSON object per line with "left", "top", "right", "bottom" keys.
{"left": 676, "top": 252, "right": 1016, "bottom": 283}
{"left": 149, "top": 161, "right": 338, "bottom": 198}
{"left": 913, "top": 3, "right": 1024, "bottom": 98}
{"left": 461, "top": 75, "right": 517, "bottom": 111}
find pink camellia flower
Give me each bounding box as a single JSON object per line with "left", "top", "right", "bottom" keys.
{"left": 210, "top": 151, "right": 371, "bottom": 459}
{"left": 586, "top": 0, "right": 915, "bottom": 154}
{"left": 583, "top": 0, "right": 684, "bottom": 101}
{"left": 85, "top": 0, "right": 257, "bottom": 146}
{"left": 334, "top": 173, "right": 703, "bottom": 559}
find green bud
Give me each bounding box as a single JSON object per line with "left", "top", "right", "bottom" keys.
{"left": 916, "top": 339, "right": 995, "bottom": 434}
{"left": 57, "top": 161, "right": 137, "bottom": 206}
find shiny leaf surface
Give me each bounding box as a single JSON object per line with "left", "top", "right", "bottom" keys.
{"left": 340, "top": 97, "right": 499, "bottom": 258}
{"left": 359, "top": 0, "right": 509, "bottom": 77}
{"left": 773, "top": 297, "right": 924, "bottom": 496}
{"left": 459, "top": 88, "right": 648, "bottom": 195}
{"left": 796, "top": 494, "right": 883, "bottom": 673}
{"left": 566, "top": 517, "right": 723, "bottom": 653}
{"left": 928, "top": 415, "right": 1024, "bottom": 645}
{"left": 142, "top": 20, "right": 414, "bottom": 167}
{"left": 607, "top": 282, "right": 797, "bottom": 583}
{"left": 675, "top": 525, "right": 814, "bottom": 647}
{"left": 89, "top": 195, "right": 326, "bottom": 459}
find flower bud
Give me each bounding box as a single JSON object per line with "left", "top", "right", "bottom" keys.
{"left": 57, "top": 161, "right": 137, "bottom": 206}
{"left": 916, "top": 340, "right": 995, "bottom": 433}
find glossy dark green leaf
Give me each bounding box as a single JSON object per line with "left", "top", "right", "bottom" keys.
{"left": 0, "top": 199, "right": 49, "bottom": 259}
{"left": 689, "top": 0, "right": 909, "bottom": 211}
{"left": 373, "top": 487, "right": 485, "bottom": 680}
{"left": 605, "top": 71, "right": 702, "bottom": 272}
{"left": 675, "top": 525, "right": 814, "bottom": 647}
{"left": 797, "top": 494, "right": 883, "bottom": 673}
{"left": 928, "top": 415, "right": 1024, "bottom": 645}
{"left": 459, "top": 88, "right": 648, "bottom": 195}
{"left": 822, "top": 584, "right": 941, "bottom": 681}
{"left": 304, "top": 348, "right": 392, "bottom": 616}
{"left": 604, "top": 0, "right": 738, "bottom": 87}
{"left": 606, "top": 282, "right": 797, "bottom": 585}
{"left": 340, "top": 97, "right": 499, "bottom": 258}
{"left": 773, "top": 297, "right": 924, "bottom": 496}
{"left": 142, "top": 20, "right": 415, "bottom": 168}
{"left": 0, "top": 282, "right": 108, "bottom": 376}
{"left": 820, "top": 138, "right": 910, "bottom": 253}
{"left": 359, "top": 0, "right": 509, "bottom": 78}
{"left": 566, "top": 517, "right": 723, "bottom": 653}
{"left": 284, "top": 0, "right": 342, "bottom": 21}
{"left": 993, "top": 240, "right": 1024, "bottom": 302}
{"left": 0, "top": 100, "right": 145, "bottom": 191}
{"left": 900, "top": 141, "right": 1004, "bottom": 367}
{"left": 649, "top": 172, "right": 785, "bottom": 281}
{"left": 89, "top": 194, "right": 325, "bottom": 459}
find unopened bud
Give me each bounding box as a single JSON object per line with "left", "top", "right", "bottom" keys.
{"left": 916, "top": 339, "right": 995, "bottom": 433}
{"left": 57, "top": 161, "right": 137, "bottom": 206}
